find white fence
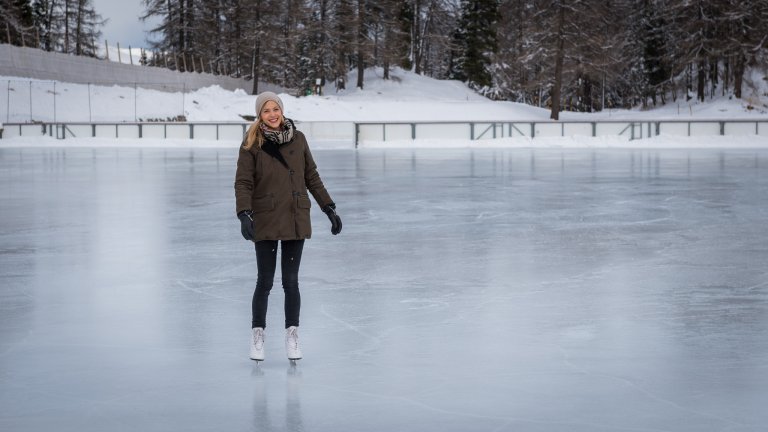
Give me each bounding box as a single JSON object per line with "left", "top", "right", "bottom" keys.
{"left": 0, "top": 44, "right": 263, "bottom": 93}
{"left": 355, "top": 120, "right": 768, "bottom": 144}
{"left": 2, "top": 120, "right": 768, "bottom": 148}
{"left": 0, "top": 121, "right": 357, "bottom": 148}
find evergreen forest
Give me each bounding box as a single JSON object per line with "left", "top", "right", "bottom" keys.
{"left": 2, "top": 0, "right": 767, "bottom": 119}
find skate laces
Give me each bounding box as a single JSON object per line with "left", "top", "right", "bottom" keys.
{"left": 286, "top": 327, "right": 299, "bottom": 349}
{"left": 253, "top": 328, "right": 264, "bottom": 348}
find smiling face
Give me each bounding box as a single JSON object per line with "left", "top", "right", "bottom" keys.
{"left": 259, "top": 101, "right": 283, "bottom": 130}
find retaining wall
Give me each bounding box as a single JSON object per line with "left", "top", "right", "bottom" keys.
{"left": 0, "top": 43, "right": 280, "bottom": 93}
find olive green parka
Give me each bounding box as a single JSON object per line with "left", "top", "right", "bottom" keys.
{"left": 234, "top": 129, "right": 334, "bottom": 241}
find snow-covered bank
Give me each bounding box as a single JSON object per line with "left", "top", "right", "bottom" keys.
{"left": 4, "top": 66, "right": 768, "bottom": 124}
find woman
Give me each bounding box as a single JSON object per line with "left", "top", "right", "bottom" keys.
{"left": 234, "top": 91, "right": 342, "bottom": 362}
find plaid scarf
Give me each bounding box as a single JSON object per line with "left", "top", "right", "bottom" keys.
{"left": 260, "top": 118, "right": 296, "bottom": 145}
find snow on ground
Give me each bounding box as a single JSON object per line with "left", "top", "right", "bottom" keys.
{"left": 2, "top": 66, "right": 768, "bottom": 148}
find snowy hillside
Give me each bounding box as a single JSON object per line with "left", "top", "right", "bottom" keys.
{"left": 4, "top": 65, "right": 768, "bottom": 149}
{"left": 3, "top": 66, "right": 767, "bottom": 124}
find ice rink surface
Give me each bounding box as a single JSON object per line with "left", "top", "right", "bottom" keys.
{"left": 1, "top": 146, "right": 768, "bottom": 432}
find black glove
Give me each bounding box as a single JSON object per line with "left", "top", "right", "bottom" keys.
{"left": 237, "top": 210, "right": 255, "bottom": 241}
{"left": 322, "top": 204, "right": 342, "bottom": 235}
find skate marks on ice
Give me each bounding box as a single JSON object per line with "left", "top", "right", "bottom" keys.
{"left": 2, "top": 148, "right": 768, "bottom": 432}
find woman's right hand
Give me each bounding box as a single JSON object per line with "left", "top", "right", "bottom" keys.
{"left": 237, "top": 210, "right": 255, "bottom": 241}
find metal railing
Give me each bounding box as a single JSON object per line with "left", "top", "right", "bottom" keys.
{"left": 1, "top": 121, "right": 249, "bottom": 140}
{"left": 0, "top": 121, "right": 356, "bottom": 145}
{"left": 2, "top": 120, "right": 767, "bottom": 147}
{"left": 354, "top": 120, "right": 768, "bottom": 147}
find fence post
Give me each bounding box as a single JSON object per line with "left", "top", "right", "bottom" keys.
{"left": 53, "top": 81, "right": 57, "bottom": 123}
{"left": 6, "top": 80, "right": 10, "bottom": 123}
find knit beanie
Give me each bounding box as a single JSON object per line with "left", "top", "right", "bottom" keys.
{"left": 255, "top": 91, "right": 284, "bottom": 115}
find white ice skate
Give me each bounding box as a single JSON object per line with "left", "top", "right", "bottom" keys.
{"left": 285, "top": 326, "right": 302, "bottom": 362}
{"left": 250, "top": 327, "right": 265, "bottom": 362}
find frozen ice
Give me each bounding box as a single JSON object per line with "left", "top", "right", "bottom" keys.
{"left": 1, "top": 147, "right": 768, "bottom": 432}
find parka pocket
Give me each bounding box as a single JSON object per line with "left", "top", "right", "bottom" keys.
{"left": 297, "top": 194, "right": 312, "bottom": 209}
{"left": 252, "top": 195, "right": 275, "bottom": 213}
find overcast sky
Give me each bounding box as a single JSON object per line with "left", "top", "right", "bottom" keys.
{"left": 92, "top": 0, "right": 159, "bottom": 48}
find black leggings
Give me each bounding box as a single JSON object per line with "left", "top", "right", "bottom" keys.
{"left": 252, "top": 239, "right": 305, "bottom": 329}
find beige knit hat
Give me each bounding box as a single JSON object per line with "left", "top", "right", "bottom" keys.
{"left": 255, "top": 91, "right": 284, "bottom": 115}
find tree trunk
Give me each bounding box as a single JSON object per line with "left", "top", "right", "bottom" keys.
{"left": 44, "top": 0, "right": 56, "bottom": 51}
{"left": 412, "top": 0, "right": 420, "bottom": 73}
{"left": 550, "top": 4, "right": 565, "bottom": 121}
{"left": 64, "top": 0, "right": 70, "bottom": 53}
{"left": 178, "top": 0, "right": 185, "bottom": 59}
{"left": 356, "top": 0, "right": 365, "bottom": 89}
{"left": 251, "top": 41, "right": 260, "bottom": 95}
{"left": 734, "top": 54, "right": 744, "bottom": 99}
{"left": 383, "top": 24, "right": 390, "bottom": 80}
{"left": 75, "top": 0, "right": 83, "bottom": 55}
{"left": 697, "top": 60, "right": 706, "bottom": 102}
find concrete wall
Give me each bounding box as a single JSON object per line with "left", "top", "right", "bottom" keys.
{"left": 0, "top": 43, "right": 282, "bottom": 93}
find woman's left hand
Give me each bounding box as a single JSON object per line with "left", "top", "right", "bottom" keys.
{"left": 322, "top": 204, "right": 342, "bottom": 235}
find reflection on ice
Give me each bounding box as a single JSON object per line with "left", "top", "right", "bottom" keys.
{"left": 1, "top": 147, "right": 767, "bottom": 432}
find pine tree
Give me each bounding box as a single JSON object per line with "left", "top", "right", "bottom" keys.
{"left": 451, "top": 0, "right": 499, "bottom": 91}
{"left": 355, "top": 0, "right": 368, "bottom": 89}
{"left": 408, "top": 0, "right": 456, "bottom": 76}
{"left": 32, "top": 0, "right": 59, "bottom": 51}
{"left": 142, "top": 0, "right": 191, "bottom": 69}
{"left": 67, "top": 0, "right": 103, "bottom": 56}
{"left": 1, "top": 0, "right": 35, "bottom": 46}
{"left": 367, "top": 0, "right": 409, "bottom": 80}
{"left": 333, "top": 0, "right": 355, "bottom": 90}
{"left": 634, "top": 0, "right": 671, "bottom": 107}
{"left": 304, "top": 0, "right": 335, "bottom": 90}
{"left": 492, "top": 0, "right": 532, "bottom": 103}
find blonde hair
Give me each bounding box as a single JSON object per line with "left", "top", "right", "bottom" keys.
{"left": 243, "top": 116, "right": 285, "bottom": 151}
